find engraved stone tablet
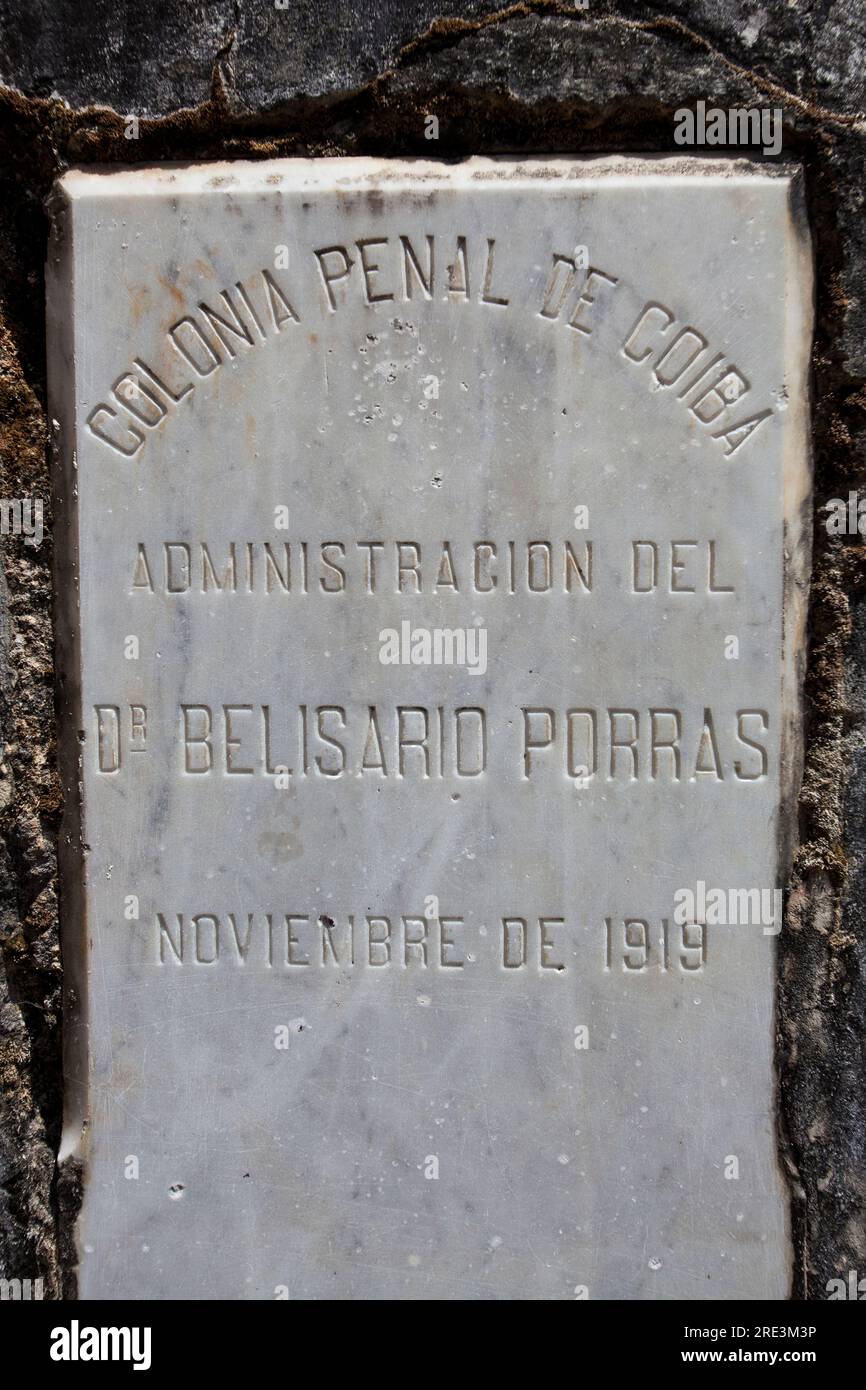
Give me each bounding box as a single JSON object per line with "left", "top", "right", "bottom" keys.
{"left": 48, "top": 157, "right": 812, "bottom": 1300}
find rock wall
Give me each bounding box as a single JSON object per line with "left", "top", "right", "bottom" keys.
{"left": 0, "top": 0, "right": 864, "bottom": 1299}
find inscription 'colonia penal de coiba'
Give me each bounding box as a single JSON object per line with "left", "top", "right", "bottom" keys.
{"left": 88, "top": 241, "right": 772, "bottom": 460}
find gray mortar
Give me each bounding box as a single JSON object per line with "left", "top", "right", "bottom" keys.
{"left": 0, "top": 0, "right": 864, "bottom": 1300}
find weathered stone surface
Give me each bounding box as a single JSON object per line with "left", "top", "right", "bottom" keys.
{"left": 0, "top": 0, "right": 863, "bottom": 1307}
{"left": 47, "top": 156, "right": 811, "bottom": 1299}
{"left": 2, "top": 1, "right": 864, "bottom": 117}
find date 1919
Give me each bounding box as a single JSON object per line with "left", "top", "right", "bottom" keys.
{"left": 604, "top": 917, "right": 707, "bottom": 972}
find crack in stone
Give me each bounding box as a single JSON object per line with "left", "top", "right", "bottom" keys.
{"left": 371, "top": 2, "right": 866, "bottom": 130}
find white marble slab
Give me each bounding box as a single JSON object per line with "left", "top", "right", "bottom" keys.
{"left": 47, "top": 156, "right": 812, "bottom": 1300}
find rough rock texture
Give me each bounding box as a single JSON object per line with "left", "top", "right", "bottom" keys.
{"left": 0, "top": 0, "right": 864, "bottom": 1300}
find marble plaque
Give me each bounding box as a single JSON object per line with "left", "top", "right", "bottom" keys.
{"left": 47, "top": 157, "right": 812, "bottom": 1300}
